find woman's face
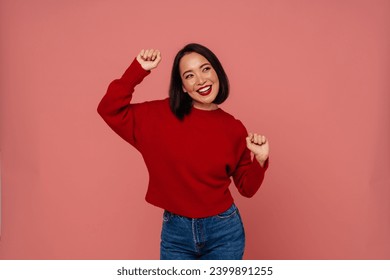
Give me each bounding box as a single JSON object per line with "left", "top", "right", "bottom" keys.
{"left": 179, "top": 52, "right": 220, "bottom": 110}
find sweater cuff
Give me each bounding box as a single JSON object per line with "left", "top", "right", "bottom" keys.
{"left": 121, "top": 57, "right": 151, "bottom": 84}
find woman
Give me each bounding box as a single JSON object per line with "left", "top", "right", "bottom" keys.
{"left": 97, "top": 43, "right": 270, "bottom": 260}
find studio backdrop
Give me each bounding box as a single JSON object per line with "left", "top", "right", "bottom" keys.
{"left": 0, "top": 0, "right": 389, "bottom": 259}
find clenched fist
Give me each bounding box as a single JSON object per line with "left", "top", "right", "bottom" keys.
{"left": 136, "top": 49, "right": 162, "bottom": 71}
{"left": 246, "top": 133, "right": 270, "bottom": 167}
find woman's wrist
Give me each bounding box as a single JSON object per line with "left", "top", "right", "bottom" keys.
{"left": 255, "top": 154, "right": 268, "bottom": 168}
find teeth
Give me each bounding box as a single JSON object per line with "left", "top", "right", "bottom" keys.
{"left": 198, "top": 86, "right": 211, "bottom": 93}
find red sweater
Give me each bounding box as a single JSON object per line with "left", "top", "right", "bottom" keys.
{"left": 97, "top": 59, "right": 268, "bottom": 218}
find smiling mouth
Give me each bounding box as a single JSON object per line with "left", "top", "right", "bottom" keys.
{"left": 197, "top": 85, "right": 212, "bottom": 96}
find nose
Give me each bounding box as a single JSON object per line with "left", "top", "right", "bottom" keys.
{"left": 196, "top": 74, "right": 206, "bottom": 85}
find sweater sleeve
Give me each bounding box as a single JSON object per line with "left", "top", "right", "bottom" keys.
{"left": 97, "top": 58, "right": 150, "bottom": 147}
{"left": 232, "top": 124, "right": 269, "bottom": 198}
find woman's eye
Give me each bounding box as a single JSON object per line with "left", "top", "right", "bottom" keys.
{"left": 185, "top": 74, "right": 193, "bottom": 79}
{"left": 203, "top": 67, "right": 211, "bottom": 72}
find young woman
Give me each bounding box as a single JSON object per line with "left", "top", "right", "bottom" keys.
{"left": 98, "top": 43, "right": 270, "bottom": 260}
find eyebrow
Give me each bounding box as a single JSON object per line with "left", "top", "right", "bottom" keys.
{"left": 182, "top": 63, "right": 211, "bottom": 77}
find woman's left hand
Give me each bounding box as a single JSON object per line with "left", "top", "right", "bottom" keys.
{"left": 246, "top": 133, "right": 270, "bottom": 167}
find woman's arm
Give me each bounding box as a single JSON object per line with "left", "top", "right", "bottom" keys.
{"left": 233, "top": 128, "right": 270, "bottom": 198}
{"left": 97, "top": 49, "right": 161, "bottom": 146}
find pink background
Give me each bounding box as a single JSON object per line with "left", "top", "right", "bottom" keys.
{"left": 0, "top": 0, "right": 389, "bottom": 259}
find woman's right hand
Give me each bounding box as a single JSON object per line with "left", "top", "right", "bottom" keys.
{"left": 136, "top": 49, "right": 162, "bottom": 71}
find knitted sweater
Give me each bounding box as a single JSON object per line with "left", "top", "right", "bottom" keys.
{"left": 97, "top": 58, "right": 268, "bottom": 218}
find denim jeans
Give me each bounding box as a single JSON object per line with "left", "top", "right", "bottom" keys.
{"left": 160, "top": 203, "right": 245, "bottom": 260}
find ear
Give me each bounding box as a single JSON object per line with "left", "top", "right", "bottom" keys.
{"left": 182, "top": 85, "right": 187, "bottom": 93}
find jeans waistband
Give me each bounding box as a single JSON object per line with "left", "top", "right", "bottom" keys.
{"left": 164, "top": 203, "right": 236, "bottom": 220}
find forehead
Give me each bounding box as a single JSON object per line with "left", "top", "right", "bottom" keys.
{"left": 179, "top": 52, "right": 210, "bottom": 73}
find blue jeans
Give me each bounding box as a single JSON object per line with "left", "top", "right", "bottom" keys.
{"left": 160, "top": 203, "right": 245, "bottom": 260}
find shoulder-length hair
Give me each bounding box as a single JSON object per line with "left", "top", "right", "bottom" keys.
{"left": 169, "top": 43, "right": 230, "bottom": 120}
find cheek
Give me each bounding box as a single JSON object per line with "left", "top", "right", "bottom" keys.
{"left": 213, "top": 84, "right": 220, "bottom": 96}
{"left": 212, "top": 75, "right": 220, "bottom": 90}
{"left": 182, "top": 80, "right": 194, "bottom": 92}
{"left": 181, "top": 83, "right": 188, "bottom": 92}
{"left": 208, "top": 71, "right": 219, "bottom": 84}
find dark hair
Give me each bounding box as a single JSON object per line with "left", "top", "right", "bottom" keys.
{"left": 169, "top": 43, "right": 230, "bottom": 120}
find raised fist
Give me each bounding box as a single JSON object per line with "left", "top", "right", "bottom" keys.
{"left": 136, "top": 49, "right": 162, "bottom": 71}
